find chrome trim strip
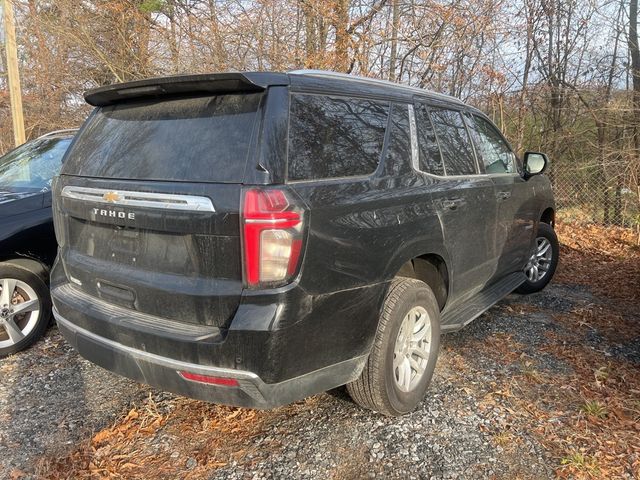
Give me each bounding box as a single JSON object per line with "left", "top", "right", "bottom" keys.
{"left": 53, "top": 309, "right": 259, "bottom": 381}
{"left": 408, "top": 104, "right": 419, "bottom": 170}
{"left": 36, "top": 128, "right": 78, "bottom": 140}
{"left": 61, "top": 186, "right": 215, "bottom": 212}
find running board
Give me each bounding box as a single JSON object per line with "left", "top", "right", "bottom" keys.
{"left": 440, "top": 272, "right": 526, "bottom": 332}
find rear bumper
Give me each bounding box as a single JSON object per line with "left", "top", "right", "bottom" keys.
{"left": 50, "top": 268, "right": 385, "bottom": 381}
{"left": 55, "top": 309, "right": 366, "bottom": 409}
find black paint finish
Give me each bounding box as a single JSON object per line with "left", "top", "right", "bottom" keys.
{"left": 52, "top": 71, "right": 555, "bottom": 408}
{"left": 0, "top": 133, "right": 76, "bottom": 267}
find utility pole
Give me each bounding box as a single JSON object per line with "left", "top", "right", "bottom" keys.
{"left": 2, "top": 0, "right": 25, "bottom": 146}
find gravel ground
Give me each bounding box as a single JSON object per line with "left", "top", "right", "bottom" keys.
{"left": 0, "top": 281, "right": 635, "bottom": 479}
{"left": 207, "top": 284, "right": 589, "bottom": 480}
{"left": 0, "top": 333, "right": 148, "bottom": 476}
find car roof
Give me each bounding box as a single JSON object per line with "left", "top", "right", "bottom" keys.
{"left": 288, "top": 70, "right": 465, "bottom": 106}
{"left": 84, "top": 71, "right": 466, "bottom": 108}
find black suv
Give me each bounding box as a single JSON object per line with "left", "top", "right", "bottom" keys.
{"left": 51, "top": 71, "right": 557, "bottom": 415}
{"left": 0, "top": 130, "right": 76, "bottom": 356}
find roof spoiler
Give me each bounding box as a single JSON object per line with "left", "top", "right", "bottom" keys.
{"left": 84, "top": 72, "right": 288, "bottom": 107}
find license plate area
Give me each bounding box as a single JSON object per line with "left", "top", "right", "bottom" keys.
{"left": 108, "top": 226, "right": 142, "bottom": 261}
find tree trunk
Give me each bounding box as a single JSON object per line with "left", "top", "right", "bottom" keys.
{"left": 614, "top": 176, "right": 623, "bottom": 226}
{"left": 600, "top": 0, "right": 624, "bottom": 224}
{"left": 167, "top": 1, "right": 180, "bottom": 72}
{"left": 208, "top": 0, "right": 226, "bottom": 70}
{"left": 136, "top": 6, "right": 151, "bottom": 77}
{"left": 388, "top": 0, "right": 399, "bottom": 81}
{"left": 516, "top": 0, "right": 534, "bottom": 154}
{"left": 333, "top": 0, "right": 350, "bottom": 72}
{"left": 600, "top": 122, "right": 612, "bottom": 224}
{"left": 629, "top": 0, "right": 640, "bottom": 165}
{"left": 302, "top": 0, "right": 317, "bottom": 66}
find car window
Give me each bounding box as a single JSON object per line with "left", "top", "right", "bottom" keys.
{"left": 383, "top": 103, "right": 412, "bottom": 176}
{"left": 288, "top": 94, "right": 389, "bottom": 181}
{"left": 414, "top": 103, "right": 445, "bottom": 176}
{"left": 428, "top": 108, "right": 477, "bottom": 176}
{"left": 0, "top": 137, "right": 72, "bottom": 190}
{"left": 469, "top": 115, "right": 516, "bottom": 174}
{"left": 63, "top": 94, "right": 261, "bottom": 183}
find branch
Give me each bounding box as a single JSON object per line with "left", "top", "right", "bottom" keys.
{"left": 347, "top": 0, "right": 387, "bottom": 34}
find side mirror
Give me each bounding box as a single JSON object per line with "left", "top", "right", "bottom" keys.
{"left": 523, "top": 152, "right": 549, "bottom": 179}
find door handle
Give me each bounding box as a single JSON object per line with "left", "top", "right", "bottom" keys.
{"left": 442, "top": 199, "right": 462, "bottom": 210}
{"left": 497, "top": 191, "right": 511, "bottom": 200}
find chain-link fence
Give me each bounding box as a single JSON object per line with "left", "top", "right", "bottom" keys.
{"left": 551, "top": 164, "right": 640, "bottom": 229}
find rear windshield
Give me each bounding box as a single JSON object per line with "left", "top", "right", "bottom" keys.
{"left": 62, "top": 93, "right": 262, "bottom": 183}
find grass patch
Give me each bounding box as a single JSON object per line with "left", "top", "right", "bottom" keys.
{"left": 560, "top": 452, "right": 600, "bottom": 477}
{"left": 579, "top": 400, "right": 608, "bottom": 419}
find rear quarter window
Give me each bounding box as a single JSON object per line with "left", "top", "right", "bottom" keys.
{"left": 62, "top": 93, "right": 262, "bottom": 183}
{"left": 429, "top": 108, "right": 477, "bottom": 176}
{"left": 287, "top": 94, "right": 389, "bottom": 181}
{"left": 383, "top": 103, "right": 412, "bottom": 176}
{"left": 415, "top": 103, "right": 445, "bottom": 176}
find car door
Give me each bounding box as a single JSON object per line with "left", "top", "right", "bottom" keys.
{"left": 466, "top": 113, "right": 534, "bottom": 279}
{"left": 414, "top": 103, "right": 497, "bottom": 304}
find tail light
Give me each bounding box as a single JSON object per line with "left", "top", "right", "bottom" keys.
{"left": 242, "top": 188, "right": 305, "bottom": 288}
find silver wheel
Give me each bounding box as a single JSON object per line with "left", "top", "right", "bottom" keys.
{"left": 393, "top": 306, "right": 432, "bottom": 393}
{"left": 525, "top": 236, "right": 553, "bottom": 283}
{"left": 0, "top": 278, "right": 41, "bottom": 348}
{"left": 348, "top": 278, "right": 441, "bottom": 415}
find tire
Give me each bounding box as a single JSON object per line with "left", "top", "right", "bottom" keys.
{"left": 516, "top": 222, "right": 559, "bottom": 294}
{"left": 0, "top": 263, "right": 52, "bottom": 357}
{"left": 347, "top": 277, "right": 441, "bottom": 416}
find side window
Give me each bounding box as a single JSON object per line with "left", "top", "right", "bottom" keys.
{"left": 414, "top": 103, "right": 445, "bottom": 176}
{"left": 470, "top": 115, "right": 516, "bottom": 174}
{"left": 383, "top": 103, "right": 412, "bottom": 176}
{"left": 429, "top": 108, "right": 477, "bottom": 176}
{"left": 288, "top": 94, "right": 389, "bottom": 181}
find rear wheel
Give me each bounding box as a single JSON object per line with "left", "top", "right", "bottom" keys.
{"left": 347, "top": 277, "right": 441, "bottom": 415}
{"left": 516, "top": 222, "right": 559, "bottom": 294}
{"left": 0, "top": 263, "right": 51, "bottom": 357}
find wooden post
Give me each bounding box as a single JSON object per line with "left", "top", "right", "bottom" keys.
{"left": 3, "top": 0, "right": 25, "bottom": 146}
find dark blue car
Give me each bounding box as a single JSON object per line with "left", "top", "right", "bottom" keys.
{"left": 0, "top": 129, "right": 76, "bottom": 356}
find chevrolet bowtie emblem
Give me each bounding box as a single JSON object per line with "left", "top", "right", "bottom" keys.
{"left": 103, "top": 191, "right": 121, "bottom": 203}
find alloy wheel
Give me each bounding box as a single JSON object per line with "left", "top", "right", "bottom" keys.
{"left": 393, "top": 306, "right": 432, "bottom": 392}
{"left": 525, "top": 236, "right": 553, "bottom": 283}
{"left": 0, "top": 278, "right": 41, "bottom": 348}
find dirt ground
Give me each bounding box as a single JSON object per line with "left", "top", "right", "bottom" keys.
{"left": 1, "top": 222, "right": 638, "bottom": 480}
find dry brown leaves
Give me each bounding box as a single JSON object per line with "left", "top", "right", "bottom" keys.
{"left": 470, "top": 224, "right": 640, "bottom": 479}
{"left": 37, "top": 391, "right": 321, "bottom": 479}
{"left": 555, "top": 221, "right": 640, "bottom": 304}
{"left": 36, "top": 394, "right": 287, "bottom": 479}
{"left": 468, "top": 328, "right": 640, "bottom": 479}
{"left": 466, "top": 223, "right": 640, "bottom": 479}
{"left": 35, "top": 222, "right": 640, "bottom": 479}
{"left": 538, "top": 333, "right": 640, "bottom": 479}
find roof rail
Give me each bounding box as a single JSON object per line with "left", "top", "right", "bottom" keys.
{"left": 35, "top": 128, "right": 78, "bottom": 140}
{"left": 289, "top": 69, "right": 399, "bottom": 87}
{"left": 288, "top": 69, "right": 463, "bottom": 104}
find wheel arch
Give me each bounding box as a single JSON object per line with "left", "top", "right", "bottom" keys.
{"left": 0, "top": 256, "right": 50, "bottom": 282}
{"left": 383, "top": 233, "right": 451, "bottom": 311}
{"left": 395, "top": 254, "right": 449, "bottom": 311}
{"left": 540, "top": 207, "right": 555, "bottom": 227}
{"left": 0, "top": 220, "right": 57, "bottom": 268}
